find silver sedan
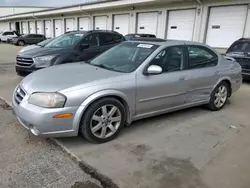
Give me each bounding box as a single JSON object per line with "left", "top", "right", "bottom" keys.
{"left": 13, "top": 40, "right": 242, "bottom": 143}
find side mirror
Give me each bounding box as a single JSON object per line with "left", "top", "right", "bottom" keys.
{"left": 146, "top": 65, "right": 162, "bottom": 75}
{"left": 79, "top": 44, "right": 89, "bottom": 51}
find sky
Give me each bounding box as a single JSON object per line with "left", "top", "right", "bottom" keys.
{"left": 0, "top": 0, "right": 100, "bottom": 7}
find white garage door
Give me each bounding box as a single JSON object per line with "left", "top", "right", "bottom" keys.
{"left": 45, "top": 20, "right": 51, "bottom": 38}
{"left": 113, "top": 14, "right": 129, "bottom": 35}
{"left": 54, "top": 19, "right": 63, "bottom": 37}
{"left": 137, "top": 12, "right": 158, "bottom": 35}
{"left": 36, "top": 21, "right": 44, "bottom": 34}
{"left": 166, "top": 9, "right": 196, "bottom": 40}
{"left": 65, "top": 18, "right": 75, "bottom": 32}
{"left": 79, "top": 17, "right": 89, "bottom": 31}
{"left": 10, "top": 22, "right": 15, "bottom": 31}
{"left": 21, "top": 22, "right": 28, "bottom": 34}
{"left": 29, "top": 21, "right": 35, "bottom": 34}
{"left": 206, "top": 5, "right": 248, "bottom": 48}
{"left": 94, "top": 16, "right": 107, "bottom": 30}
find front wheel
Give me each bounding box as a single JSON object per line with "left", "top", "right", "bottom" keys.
{"left": 18, "top": 40, "right": 25, "bottom": 46}
{"left": 207, "top": 81, "right": 229, "bottom": 111}
{"left": 80, "top": 97, "right": 126, "bottom": 143}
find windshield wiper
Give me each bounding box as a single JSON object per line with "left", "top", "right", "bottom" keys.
{"left": 92, "top": 64, "right": 115, "bottom": 71}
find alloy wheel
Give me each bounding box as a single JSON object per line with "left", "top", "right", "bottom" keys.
{"left": 90, "top": 105, "right": 122, "bottom": 139}
{"left": 214, "top": 85, "right": 228, "bottom": 108}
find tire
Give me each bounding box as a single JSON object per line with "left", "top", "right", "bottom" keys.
{"left": 80, "top": 97, "right": 126, "bottom": 144}
{"left": 207, "top": 81, "right": 229, "bottom": 111}
{"left": 18, "top": 40, "right": 25, "bottom": 46}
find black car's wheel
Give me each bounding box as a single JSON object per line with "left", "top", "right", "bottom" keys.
{"left": 80, "top": 97, "right": 126, "bottom": 143}
{"left": 18, "top": 40, "right": 25, "bottom": 46}
{"left": 207, "top": 81, "right": 229, "bottom": 111}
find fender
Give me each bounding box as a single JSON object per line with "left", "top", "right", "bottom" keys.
{"left": 72, "top": 89, "right": 132, "bottom": 134}
{"left": 212, "top": 76, "right": 232, "bottom": 93}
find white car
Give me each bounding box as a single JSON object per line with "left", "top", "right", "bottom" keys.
{"left": 0, "top": 31, "right": 18, "bottom": 42}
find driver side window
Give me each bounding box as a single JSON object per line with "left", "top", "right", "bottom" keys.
{"left": 150, "top": 46, "right": 185, "bottom": 73}
{"left": 81, "top": 33, "right": 99, "bottom": 47}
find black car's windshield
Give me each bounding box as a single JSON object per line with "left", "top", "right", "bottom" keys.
{"left": 37, "top": 39, "right": 52, "bottom": 46}
{"left": 44, "top": 32, "right": 86, "bottom": 48}
{"left": 89, "top": 42, "right": 159, "bottom": 73}
{"left": 227, "top": 41, "right": 250, "bottom": 53}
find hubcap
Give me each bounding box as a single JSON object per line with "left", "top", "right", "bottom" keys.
{"left": 214, "top": 85, "right": 227, "bottom": 108}
{"left": 91, "top": 105, "right": 122, "bottom": 139}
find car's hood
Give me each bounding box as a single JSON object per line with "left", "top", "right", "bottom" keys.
{"left": 19, "top": 45, "right": 40, "bottom": 53}
{"left": 18, "top": 47, "right": 70, "bottom": 58}
{"left": 20, "top": 63, "right": 126, "bottom": 94}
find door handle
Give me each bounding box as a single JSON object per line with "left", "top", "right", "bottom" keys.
{"left": 179, "top": 75, "right": 188, "bottom": 80}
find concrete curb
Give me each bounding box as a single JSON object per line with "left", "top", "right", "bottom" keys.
{"left": 0, "top": 96, "right": 119, "bottom": 188}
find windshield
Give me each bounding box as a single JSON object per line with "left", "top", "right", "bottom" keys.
{"left": 227, "top": 41, "right": 250, "bottom": 53}
{"left": 37, "top": 39, "right": 53, "bottom": 46}
{"left": 44, "top": 32, "right": 86, "bottom": 48}
{"left": 89, "top": 42, "right": 159, "bottom": 73}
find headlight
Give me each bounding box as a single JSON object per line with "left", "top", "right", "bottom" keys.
{"left": 34, "top": 55, "right": 57, "bottom": 68}
{"left": 28, "top": 92, "right": 66, "bottom": 108}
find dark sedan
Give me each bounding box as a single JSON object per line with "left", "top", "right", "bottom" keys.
{"left": 12, "top": 34, "right": 46, "bottom": 46}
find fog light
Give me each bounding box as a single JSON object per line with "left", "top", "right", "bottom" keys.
{"left": 53, "top": 113, "right": 73, "bottom": 119}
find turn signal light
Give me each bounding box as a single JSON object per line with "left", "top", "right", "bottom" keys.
{"left": 53, "top": 113, "right": 73, "bottom": 119}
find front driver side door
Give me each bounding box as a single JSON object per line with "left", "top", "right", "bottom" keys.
{"left": 136, "top": 46, "right": 189, "bottom": 115}
{"left": 76, "top": 33, "right": 101, "bottom": 61}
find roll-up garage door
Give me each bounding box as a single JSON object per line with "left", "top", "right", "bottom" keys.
{"left": 94, "top": 16, "right": 107, "bottom": 30}
{"left": 21, "top": 22, "right": 28, "bottom": 34}
{"left": 137, "top": 12, "right": 158, "bottom": 35}
{"left": 65, "top": 18, "right": 74, "bottom": 32}
{"left": 10, "top": 22, "right": 15, "bottom": 31}
{"left": 45, "top": 20, "right": 51, "bottom": 38}
{"left": 36, "top": 21, "right": 44, "bottom": 34}
{"left": 206, "top": 5, "right": 248, "bottom": 48}
{"left": 166, "top": 9, "right": 196, "bottom": 40}
{"left": 54, "top": 19, "right": 63, "bottom": 37}
{"left": 113, "top": 14, "right": 129, "bottom": 35}
{"left": 79, "top": 17, "right": 89, "bottom": 31}
{"left": 29, "top": 21, "right": 35, "bottom": 34}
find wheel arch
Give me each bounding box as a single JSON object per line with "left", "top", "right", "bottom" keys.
{"left": 73, "top": 90, "right": 132, "bottom": 135}
{"left": 214, "top": 77, "right": 232, "bottom": 97}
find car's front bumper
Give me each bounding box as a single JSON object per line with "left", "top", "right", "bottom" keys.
{"left": 15, "top": 65, "right": 41, "bottom": 75}
{"left": 12, "top": 90, "right": 81, "bottom": 137}
{"left": 242, "top": 69, "right": 250, "bottom": 80}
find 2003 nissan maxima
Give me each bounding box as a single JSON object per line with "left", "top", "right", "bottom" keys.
{"left": 13, "top": 40, "right": 242, "bottom": 143}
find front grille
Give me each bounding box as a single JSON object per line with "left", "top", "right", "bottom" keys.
{"left": 235, "top": 58, "right": 250, "bottom": 69}
{"left": 14, "top": 86, "right": 26, "bottom": 105}
{"left": 16, "top": 56, "right": 34, "bottom": 67}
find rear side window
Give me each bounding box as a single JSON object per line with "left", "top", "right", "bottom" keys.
{"left": 227, "top": 41, "right": 250, "bottom": 53}
{"left": 99, "top": 33, "right": 115, "bottom": 45}
{"left": 188, "top": 46, "right": 218, "bottom": 69}
{"left": 113, "top": 34, "right": 123, "bottom": 41}
{"left": 4, "top": 32, "right": 14, "bottom": 35}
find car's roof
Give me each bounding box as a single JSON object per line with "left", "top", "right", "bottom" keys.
{"left": 126, "top": 33, "right": 156, "bottom": 36}
{"left": 125, "top": 40, "right": 210, "bottom": 47}
{"left": 65, "top": 30, "right": 122, "bottom": 35}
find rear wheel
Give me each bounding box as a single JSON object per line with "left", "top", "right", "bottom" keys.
{"left": 18, "top": 40, "right": 25, "bottom": 46}
{"left": 207, "top": 81, "right": 229, "bottom": 111}
{"left": 80, "top": 97, "right": 126, "bottom": 143}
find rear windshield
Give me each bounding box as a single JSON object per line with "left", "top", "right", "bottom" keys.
{"left": 227, "top": 41, "right": 250, "bottom": 53}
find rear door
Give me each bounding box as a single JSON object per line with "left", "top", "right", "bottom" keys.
{"left": 185, "top": 45, "right": 219, "bottom": 103}
{"left": 98, "top": 33, "right": 122, "bottom": 54}
{"left": 25, "top": 34, "right": 33, "bottom": 44}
